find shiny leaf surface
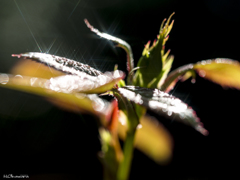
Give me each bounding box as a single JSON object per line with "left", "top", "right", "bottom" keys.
{"left": 84, "top": 19, "right": 134, "bottom": 75}
{"left": 12, "top": 52, "right": 103, "bottom": 76}
{"left": 1, "top": 69, "right": 124, "bottom": 95}
{"left": 0, "top": 73, "right": 112, "bottom": 125}
{"left": 117, "top": 86, "right": 208, "bottom": 135}
{"left": 46, "top": 70, "right": 124, "bottom": 94}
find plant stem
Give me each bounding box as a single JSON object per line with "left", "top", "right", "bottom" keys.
{"left": 113, "top": 90, "right": 139, "bottom": 180}
{"left": 117, "top": 130, "right": 136, "bottom": 180}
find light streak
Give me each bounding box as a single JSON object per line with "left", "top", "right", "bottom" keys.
{"left": 14, "top": 0, "right": 42, "bottom": 52}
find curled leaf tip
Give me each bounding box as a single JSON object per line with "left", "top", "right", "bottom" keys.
{"left": 160, "top": 18, "right": 167, "bottom": 31}
{"left": 196, "top": 124, "right": 209, "bottom": 136}
{"left": 12, "top": 54, "right": 21, "bottom": 58}
{"left": 153, "top": 39, "right": 157, "bottom": 46}
{"left": 145, "top": 41, "right": 151, "bottom": 49}
{"left": 84, "top": 19, "right": 93, "bottom": 31}
{"left": 85, "top": 18, "right": 134, "bottom": 76}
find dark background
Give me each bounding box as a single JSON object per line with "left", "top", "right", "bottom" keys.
{"left": 0, "top": 0, "right": 239, "bottom": 179}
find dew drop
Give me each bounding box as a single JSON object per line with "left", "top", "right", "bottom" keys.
{"left": 201, "top": 60, "right": 206, "bottom": 65}
{"left": 199, "top": 70, "right": 206, "bottom": 77}
{"left": 119, "top": 116, "right": 126, "bottom": 126}
{"left": 191, "top": 78, "right": 196, "bottom": 84}
{"left": 162, "top": 108, "right": 167, "bottom": 112}
{"left": 0, "top": 74, "right": 9, "bottom": 84}
{"left": 167, "top": 111, "right": 172, "bottom": 116}
{"left": 30, "top": 77, "right": 38, "bottom": 86}
{"left": 13, "top": 75, "right": 23, "bottom": 85}
{"left": 137, "top": 124, "right": 142, "bottom": 129}
{"left": 14, "top": 75, "right": 23, "bottom": 79}
{"left": 179, "top": 113, "right": 185, "bottom": 119}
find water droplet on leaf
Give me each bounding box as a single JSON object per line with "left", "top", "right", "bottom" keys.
{"left": 167, "top": 111, "right": 172, "bottom": 116}
{"left": 137, "top": 124, "right": 142, "bottom": 129}
{"left": 0, "top": 74, "right": 9, "bottom": 84}
{"left": 199, "top": 70, "right": 206, "bottom": 77}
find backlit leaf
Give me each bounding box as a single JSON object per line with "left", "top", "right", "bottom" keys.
{"left": 193, "top": 58, "right": 240, "bottom": 89}
{"left": 133, "top": 13, "right": 174, "bottom": 88}
{"left": 1, "top": 69, "right": 124, "bottom": 95}
{"left": 161, "top": 58, "right": 240, "bottom": 92}
{"left": 11, "top": 59, "right": 65, "bottom": 79}
{"left": 0, "top": 73, "right": 112, "bottom": 125}
{"left": 160, "top": 64, "right": 196, "bottom": 92}
{"left": 46, "top": 70, "right": 124, "bottom": 94}
{"left": 84, "top": 19, "right": 134, "bottom": 76}
{"left": 117, "top": 86, "right": 208, "bottom": 135}
{"left": 12, "top": 52, "right": 103, "bottom": 76}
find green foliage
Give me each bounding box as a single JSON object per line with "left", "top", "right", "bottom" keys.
{"left": 133, "top": 13, "right": 174, "bottom": 88}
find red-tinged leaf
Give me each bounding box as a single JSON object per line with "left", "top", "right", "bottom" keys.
{"left": 99, "top": 101, "right": 123, "bottom": 177}
{"left": 46, "top": 70, "right": 124, "bottom": 94}
{"left": 118, "top": 111, "right": 173, "bottom": 164}
{"left": 107, "top": 99, "right": 119, "bottom": 134}
{"left": 193, "top": 58, "right": 240, "bottom": 89}
{"left": 117, "top": 86, "right": 208, "bottom": 135}
{"left": 160, "top": 64, "right": 196, "bottom": 92}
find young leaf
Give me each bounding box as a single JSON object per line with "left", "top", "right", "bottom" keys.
{"left": 46, "top": 70, "right": 125, "bottom": 94}
{"left": 84, "top": 19, "right": 134, "bottom": 77}
{"left": 160, "top": 58, "right": 240, "bottom": 92}
{"left": 160, "top": 64, "right": 196, "bottom": 92}
{"left": 193, "top": 58, "right": 240, "bottom": 89}
{"left": 113, "top": 89, "right": 139, "bottom": 132}
{"left": 1, "top": 70, "right": 124, "bottom": 95}
{"left": 12, "top": 52, "right": 103, "bottom": 76}
{"left": 0, "top": 73, "right": 112, "bottom": 125}
{"left": 11, "top": 59, "right": 65, "bottom": 79}
{"left": 133, "top": 13, "right": 174, "bottom": 88}
{"left": 117, "top": 86, "right": 208, "bottom": 135}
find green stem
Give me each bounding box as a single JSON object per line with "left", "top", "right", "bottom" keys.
{"left": 117, "top": 130, "right": 136, "bottom": 180}
{"left": 113, "top": 90, "right": 139, "bottom": 180}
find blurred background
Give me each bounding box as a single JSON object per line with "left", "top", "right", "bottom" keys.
{"left": 0, "top": 0, "right": 240, "bottom": 179}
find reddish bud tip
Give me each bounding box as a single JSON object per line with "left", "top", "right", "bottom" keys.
{"left": 145, "top": 41, "right": 151, "bottom": 49}
{"left": 153, "top": 39, "right": 157, "bottom": 46}
{"left": 12, "top": 54, "right": 21, "bottom": 58}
